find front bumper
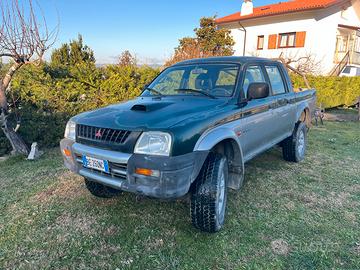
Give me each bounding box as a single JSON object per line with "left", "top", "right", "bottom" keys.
{"left": 60, "top": 139, "right": 208, "bottom": 199}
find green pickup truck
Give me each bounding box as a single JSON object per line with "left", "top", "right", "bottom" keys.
{"left": 60, "top": 56, "right": 316, "bottom": 232}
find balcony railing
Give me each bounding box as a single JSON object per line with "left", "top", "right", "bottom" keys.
{"left": 331, "top": 51, "right": 350, "bottom": 76}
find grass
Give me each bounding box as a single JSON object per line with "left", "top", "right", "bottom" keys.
{"left": 0, "top": 121, "right": 359, "bottom": 270}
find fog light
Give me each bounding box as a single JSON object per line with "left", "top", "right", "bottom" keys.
{"left": 63, "top": 148, "right": 72, "bottom": 157}
{"left": 135, "top": 168, "right": 160, "bottom": 177}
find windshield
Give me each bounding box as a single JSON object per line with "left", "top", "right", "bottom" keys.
{"left": 143, "top": 64, "right": 240, "bottom": 97}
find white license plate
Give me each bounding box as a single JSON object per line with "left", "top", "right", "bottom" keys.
{"left": 82, "top": 156, "right": 109, "bottom": 173}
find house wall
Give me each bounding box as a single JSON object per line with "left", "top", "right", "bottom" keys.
{"left": 219, "top": 2, "right": 360, "bottom": 75}
{"left": 341, "top": 0, "right": 360, "bottom": 23}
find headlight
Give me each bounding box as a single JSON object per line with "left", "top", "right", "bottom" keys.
{"left": 134, "top": 132, "right": 172, "bottom": 156}
{"left": 64, "top": 120, "right": 76, "bottom": 140}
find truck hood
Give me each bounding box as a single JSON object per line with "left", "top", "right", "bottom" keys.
{"left": 74, "top": 97, "right": 229, "bottom": 130}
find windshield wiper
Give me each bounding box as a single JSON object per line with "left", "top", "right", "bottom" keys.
{"left": 174, "top": 88, "right": 216, "bottom": 99}
{"left": 145, "top": 87, "right": 163, "bottom": 96}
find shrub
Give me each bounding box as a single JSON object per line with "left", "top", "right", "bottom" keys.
{"left": 0, "top": 63, "right": 159, "bottom": 156}
{"left": 291, "top": 74, "right": 360, "bottom": 108}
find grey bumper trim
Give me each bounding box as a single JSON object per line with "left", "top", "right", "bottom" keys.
{"left": 79, "top": 169, "right": 124, "bottom": 189}
{"left": 72, "top": 143, "right": 131, "bottom": 164}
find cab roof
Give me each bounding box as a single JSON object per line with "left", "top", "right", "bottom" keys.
{"left": 172, "top": 56, "right": 276, "bottom": 66}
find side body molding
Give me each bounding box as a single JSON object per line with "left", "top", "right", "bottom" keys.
{"left": 194, "top": 127, "right": 245, "bottom": 190}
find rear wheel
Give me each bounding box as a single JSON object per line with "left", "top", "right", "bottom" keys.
{"left": 84, "top": 178, "right": 122, "bottom": 198}
{"left": 190, "top": 153, "right": 228, "bottom": 233}
{"left": 282, "top": 121, "right": 307, "bottom": 162}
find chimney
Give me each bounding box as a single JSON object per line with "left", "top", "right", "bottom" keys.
{"left": 241, "top": 0, "right": 254, "bottom": 16}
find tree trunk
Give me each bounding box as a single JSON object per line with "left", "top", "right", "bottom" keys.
{"left": 0, "top": 110, "right": 29, "bottom": 155}
{"left": 0, "top": 82, "right": 8, "bottom": 110}
{"left": 0, "top": 63, "right": 29, "bottom": 156}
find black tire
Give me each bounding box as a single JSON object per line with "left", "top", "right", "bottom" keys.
{"left": 84, "top": 178, "right": 122, "bottom": 198}
{"left": 282, "top": 121, "right": 307, "bottom": 162}
{"left": 190, "top": 153, "right": 228, "bottom": 233}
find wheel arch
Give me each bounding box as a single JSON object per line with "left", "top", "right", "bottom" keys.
{"left": 296, "top": 104, "right": 311, "bottom": 128}
{"left": 194, "top": 128, "right": 244, "bottom": 190}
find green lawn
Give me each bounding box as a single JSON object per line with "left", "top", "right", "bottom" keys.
{"left": 1, "top": 122, "right": 359, "bottom": 270}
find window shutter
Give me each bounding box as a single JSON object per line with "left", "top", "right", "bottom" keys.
{"left": 277, "top": 34, "right": 282, "bottom": 48}
{"left": 295, "top": 31, "right": 306, "bottom": 47}
{"left": 268, "top": 34, "right": 278, "bottom": 49}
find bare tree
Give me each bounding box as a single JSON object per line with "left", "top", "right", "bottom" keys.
{"left": 278, "top": 52, "right": 322, "bottom": 75}
{"left": 0, "top": 0, "right": 57, "bottom": 155}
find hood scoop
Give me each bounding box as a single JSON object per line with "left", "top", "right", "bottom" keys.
{"left": 131, "top": 104, "right": 147, "bottom": 111}
{"left": 130, "top": 102, "right": 174, "bottom": 112}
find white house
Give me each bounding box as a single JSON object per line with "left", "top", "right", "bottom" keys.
{"left": 216, "top": 0, "right": 360, "bottom": 75}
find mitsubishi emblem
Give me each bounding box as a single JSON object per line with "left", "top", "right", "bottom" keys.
{"left": 95, "top": 129, "right": 102, "bottom": 138}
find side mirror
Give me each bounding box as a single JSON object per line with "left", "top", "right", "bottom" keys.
{"left": 247, "top": 82, "right": 270, "bottom": 100}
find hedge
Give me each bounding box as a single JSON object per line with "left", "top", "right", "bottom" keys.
{"left": 0, "top": 63, "right": 159, "bottom": 156}
{"left": 291, "top": 74, "right": 360, "bottom": 109}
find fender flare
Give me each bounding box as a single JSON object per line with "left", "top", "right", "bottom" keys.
{"left": 296, "top": 102, "right": 311, "bottom": 127}
{"left": 194, "top": 127, "right": 245, "bottom": 190}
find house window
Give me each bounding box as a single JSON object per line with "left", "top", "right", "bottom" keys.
{"left": 355, "top": 35, "right": 360, "bottom": 53}
{"left": 279, "top": 32, "right": 296, "bottom": 48}
{"left": 336, "top": 35, "right": 348, "bottom": 52}
{"left": 257, "top": 35, "right": 264, "bottom": 50}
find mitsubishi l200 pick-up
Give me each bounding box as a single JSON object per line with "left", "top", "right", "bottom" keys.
{"left": 60, "top": 57, "right": 316, "bottom": 232}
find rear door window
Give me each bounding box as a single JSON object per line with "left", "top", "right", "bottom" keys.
{"left": 265, "top": 66, "right": 287, "bottom": 95}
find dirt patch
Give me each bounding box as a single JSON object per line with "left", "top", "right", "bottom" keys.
{"left": 298, "top": 191, "right": 353, "bottom": 209}
{"left": 351, "top": 242, "right": 360, "bottom": 255}
{"left": 343, "top": 212, "right": 357, "bottom": 224}
{"left": 31, "top": 171, "right": 85, "bottom": 204}
{"left": 118, "top": 257, "right": 134, "bottom": 267}
{"left": 324, "top": 113, "right": 359, "bottom": 122}
{"left": 285, "top": 201, "right": 295, "bottom": 211}
{"left": 103, "top": 225, "right": 119, "bottom": 236}
{"left": 54, "top": 212, "right": 99, "bottom": 236}
{"left": 271, "top": 239, "right": 290, "bottom": 256}
{"left": 145, "top": 237, "right": 164, "bottom": 251}
{"left": 91, "top": 241, "right": 121, "bottom": 257}
{"left": 346, "top": 184, "right": 360, "bottom": 193}
{"left": 327, "top": 191, "right": 351, "bottom": 207}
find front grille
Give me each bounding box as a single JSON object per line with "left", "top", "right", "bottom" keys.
{"left": 76, "top": 124, "right": 131, "bottom": 145}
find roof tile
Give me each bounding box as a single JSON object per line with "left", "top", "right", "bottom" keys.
{"left": 216, "top": 0, "right": 347, "bottom": 24}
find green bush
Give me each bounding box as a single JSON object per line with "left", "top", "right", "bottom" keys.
{"left": 291, "top": 74, "right": 360, "bottom": 108}
{"left": 0, "top": 63, "right": 159, "bottom": 156}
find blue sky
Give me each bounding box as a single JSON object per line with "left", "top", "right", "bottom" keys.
{"left": 37, "top": 0, "right": 275, "bottom": 64}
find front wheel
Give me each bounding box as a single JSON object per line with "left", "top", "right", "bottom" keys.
{"left": 190, "top": 153, "right": 228, "bottom": 233}
{"left": 282, "top": 121, "right": 307, "bottom": 162}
